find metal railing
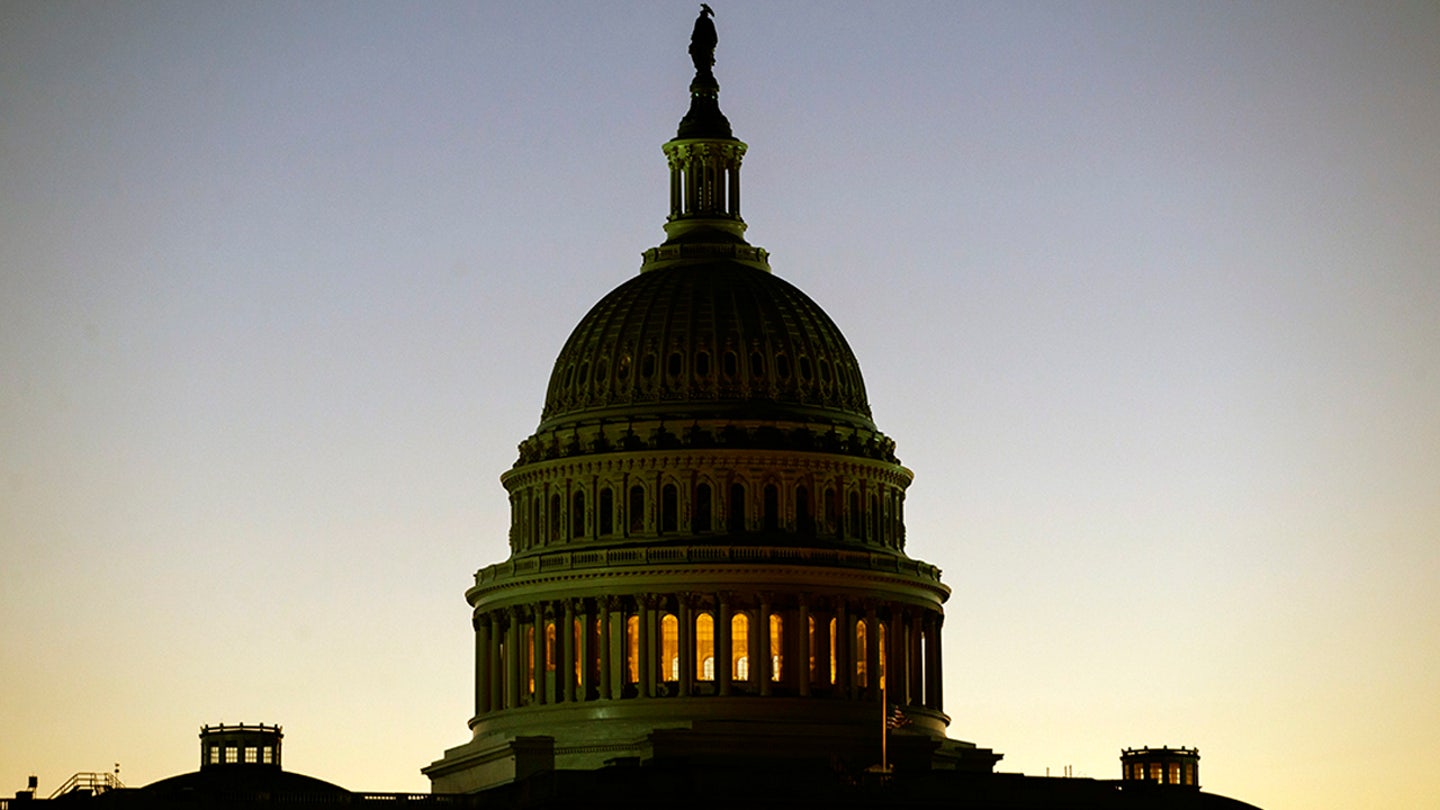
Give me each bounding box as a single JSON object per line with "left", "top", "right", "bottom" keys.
{"left": 47, "top": 771, "right": 125, "bottom": 799}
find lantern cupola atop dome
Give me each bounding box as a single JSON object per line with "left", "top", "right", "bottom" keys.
{"left": 646, "top": 5, "right": 766, "bottom": 263}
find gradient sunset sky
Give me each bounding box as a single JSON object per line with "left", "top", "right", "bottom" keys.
{"left": 2, "top": 3, "right": 1437, "bottom": 808}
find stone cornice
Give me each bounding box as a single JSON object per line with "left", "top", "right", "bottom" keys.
{"left": 502, "top": 446, "right": 912, "bottom": 490}
{"left": 468, "top": 544, "right": 947, "bottom": 606}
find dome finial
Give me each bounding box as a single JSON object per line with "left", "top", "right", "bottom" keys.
{"left": 677, "top": 5, "right": 730, "bottom": 139}
{"left": 689, "top": 5, "right": 717, "bottom": 76}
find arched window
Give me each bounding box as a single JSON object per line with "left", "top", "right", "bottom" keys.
{"left": 571, "top": 491, "right": 585, "bottom": 539}
{"left": 732, "top": 613, "right": 749, "bottom": 680}
{"left": 550, "top": 493, "right": 562, "bottom": 543}
{"left": 871, "top": 493, "right": 881, "bottom": 544}
{"left": 545, "top": 621, "right": 557, "bottom": 672}
{"left": 796, "top": 485, "right": 812, "bottom": 534}
{"left": 763, "top": 484, "right": 779, "bottom": 532}
{"left": 661, "top": 483, "right": 678, "bottom": 533}
{"left": 599, "top": 487, "right": 614, "bottom": 535}
{"left": 532, "top": 496, "right": 542, "bottom": 547}
{"left": 829, "top": 617, "right": 838, "bottom": 682}
{"left": 824, "top": 487, "right": 838, "bottom": 535}
{"left": 729, "top": 483, "right": 746, "bottom": 532}
{"left": 848, "top": 491, "right": 862, "bottom": 538}
{"left": 696, "top": 613, "right": 715, "bottom": 681}
{"left": 661, "top": 614, "right": 679, "bottom": 681}
{"left": 625, "top": 615, "right": 640, "bottom": 684}
{"left": 769, "top": 613, "right": 783, "bottom": 682}
{"left": 629, "top": 485, "right": 645, "bottom": 533}
{"left": 695, "top": 483, "right": 713, "bottom": 532}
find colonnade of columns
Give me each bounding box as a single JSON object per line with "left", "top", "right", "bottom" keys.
{"left": 665, "top": 141, "right": 744, "bottom": 220}
{"left": 471, "top": 591, "right": 944, "bottom": 718}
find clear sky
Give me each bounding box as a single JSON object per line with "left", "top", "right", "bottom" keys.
{"left": 2, "top": 2, "right": 1437, "bottom": 807}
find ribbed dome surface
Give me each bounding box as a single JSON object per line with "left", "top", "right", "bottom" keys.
{"left": 538, "top": 261, "right": 874, "bottom": 432}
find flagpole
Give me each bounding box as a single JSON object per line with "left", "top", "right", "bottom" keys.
{"left": 881, "top": 676, "right": 888, "bottom": 773}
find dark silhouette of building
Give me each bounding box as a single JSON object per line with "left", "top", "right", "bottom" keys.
{"left": 413, "top": 8, "right": 1262, "bottom": 810}
{"left": 4, "top": 11, "right": 1262, "bottom": 810}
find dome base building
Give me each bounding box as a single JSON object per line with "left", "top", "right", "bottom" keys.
{"left": 424, "top": 9, "right": 1001, "bottom": 795}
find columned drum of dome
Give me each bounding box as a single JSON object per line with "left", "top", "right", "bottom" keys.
{"left": 425, "top": 12, "right": 998, "bottom": 793}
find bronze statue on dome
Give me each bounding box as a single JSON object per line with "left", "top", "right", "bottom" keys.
{"left": 689, "top": 5, "right": 717, "bottom": 74}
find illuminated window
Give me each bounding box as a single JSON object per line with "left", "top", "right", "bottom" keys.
{"left": 769, "top": 614, "right": 783, "bottom": 681}
{"left": 209, "top": 746, "right": 220, "bottom": 764}
{"left": 1149, "top": 763, "right": 1163, "bottom": 782}
{"left": 225, "top": 746, "right": 237, "bottom": 764}
{"left": 696, "top": 613, "right": 715, "bottom": 680}
{"left": 626, "top": 615, "right": 640, "bottom": 684}
{"left": 1169, "top": 763, "right": 1181, "bottom": 784}
{"left": 732, "top": 613, "right": 749, "bottom": 680}
{"left": 662, "top": 614, "right": 679, "bottom": 681}
{"left": 829, "top": 618, "right": 837, "bottom": 682}
{"left": 545, "top": 621, "right": 557, "bottom": 672}
{"left": 856, "top": 619, "right": 868, "bottom": 687}
{"left": 244, "top": 746, "right": 257, "bottom": 764}
{"left": 1185, "top": 763, "right": 1195, "bottom": 785}
{"left": 262, "top": 746, "right": 273, "bottom": 764}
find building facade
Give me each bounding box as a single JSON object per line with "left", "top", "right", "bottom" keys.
{"left": 424, "top": 9, "right": 998, "bottom": 794}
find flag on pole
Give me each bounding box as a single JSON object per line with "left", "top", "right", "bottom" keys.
{"left": 886, "top": 704, "right": 911, "bottom": 730}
